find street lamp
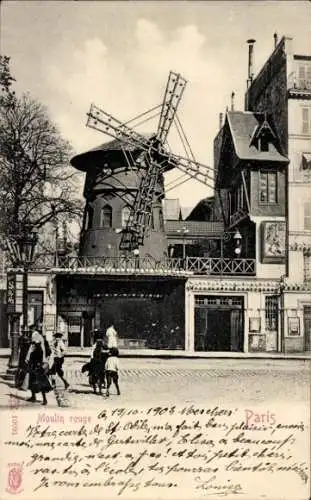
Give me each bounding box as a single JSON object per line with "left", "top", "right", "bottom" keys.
{"left": 233, "top": 230, "right": 242, "bottom": 256}
{"left": 223, "top": 229, "right": 243, "bottom": 257}
{"left": 133, "top": 247, "right": 140, "bottom": 270}
{"left": 2, "top": 225, "right": 38, "bottom": 378}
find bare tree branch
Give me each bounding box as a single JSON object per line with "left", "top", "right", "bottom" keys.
{"left": 0, "top": 65, "right": 83, "bottom": 243}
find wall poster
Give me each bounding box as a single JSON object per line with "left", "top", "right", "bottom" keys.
{"left": 261, "top": 221, "right": 286, "bottom": 263}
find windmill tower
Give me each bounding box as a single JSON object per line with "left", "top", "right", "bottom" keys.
{"left": 71, "top": 72, "right": 214, "bottom": 261}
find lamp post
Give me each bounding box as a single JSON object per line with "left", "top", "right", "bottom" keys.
{"left": 2, "top": 225, "right": 38, "bottom": 379}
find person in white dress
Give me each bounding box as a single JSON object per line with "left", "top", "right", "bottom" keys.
{"left": 106, "top": 325, "right": 118, "bottom": 348}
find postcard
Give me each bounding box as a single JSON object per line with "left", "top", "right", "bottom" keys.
{"left": 0, "top": 1, "right": 310, "bottom": 499}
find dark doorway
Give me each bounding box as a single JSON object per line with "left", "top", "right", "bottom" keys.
{"left": 194, "top": 295, "right": 244, "bottom": 352}
{"left": 304, "top": 306, "right": 311, "bottom": 351}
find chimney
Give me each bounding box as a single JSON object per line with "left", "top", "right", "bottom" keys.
{"left": 246, "top": 39, "right": 256, "bottom": 89}
{"left": 273, "top": 32, "right": 278, "bottom": 48}
{"left": 231, "top": 91, "right": 235, "bottom": 111}
{"left": 219, "top": 112, "right": 223, "bottom": 130}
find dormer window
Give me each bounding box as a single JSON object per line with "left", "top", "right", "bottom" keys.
{"left": 250, "top": 113, "right": 276, "bottom": 152}
{"left": 259, "top": 134, "right": 269, "bottom": 152}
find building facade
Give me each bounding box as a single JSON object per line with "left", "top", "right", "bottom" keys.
{"left": 2, "top": 35, "right": 311, "bottom": 353}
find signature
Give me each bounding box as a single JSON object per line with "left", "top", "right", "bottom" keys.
{"left": 195, "top": 475, "right": 243, "bottom": 496}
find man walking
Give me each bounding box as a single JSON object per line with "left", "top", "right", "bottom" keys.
{"left": 50, "top": 332, "right": 70, "bottom": 390}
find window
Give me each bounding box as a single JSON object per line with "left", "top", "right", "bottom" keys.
{"left": 302, "top": 107, "right": 311, "bottom": 135}
{"left": 304, "top": 202, "right": 311, "bottom": 231}
{"left": 101, "top": 205, "right": 112, "bottom": 228}
{"left": 121, "top": 206, "right": 131, "bottom": 229}
{"left": 27, "top": 291, "right": 43, "bottom": 327}
{"left": 259, "top": 136, "right": 269, "bottom": 152}
{"left": 150, "top": 210, "right": 155, "bottom": 230}
{"left": 86, "top": 206, "right": 94, "bottom": 230}
{"left": 259, "top": 171, "right": 277, "bottom": 204}
{"left": 304, "top": 255, "right": 311, "bottom": 281}
{"left": 298, "top": 63, "right": 311, "bottom": 90}
{"left": 265, "top": 296, "right": 278, "bottom": 331}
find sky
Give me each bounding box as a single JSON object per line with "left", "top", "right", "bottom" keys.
{"left": 1, "top": 0, "right": 311, "bottom": 213}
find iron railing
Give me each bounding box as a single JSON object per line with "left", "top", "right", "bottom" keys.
{"left": 288, "top": 74, "right": 311, "bottom": 92}
{"left": 30, "top": 254, "right": 256, "bottom": 276}
{"left": 186, "top": 257, "right": 256, "bottom": 275}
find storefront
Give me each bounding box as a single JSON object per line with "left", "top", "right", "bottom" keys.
{"left": 56, "top": 274, "right": 186, "bottom": 349}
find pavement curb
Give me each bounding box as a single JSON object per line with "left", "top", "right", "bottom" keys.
{"left": 1, "top": 352, "right": 310, "bottom": 361}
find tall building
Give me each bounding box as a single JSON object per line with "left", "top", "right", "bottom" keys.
{"left": 246, "top": 35, "right": 311, "bottom": 351}
{"left": 210, "top": 35, "right": 311, "bottom": 353}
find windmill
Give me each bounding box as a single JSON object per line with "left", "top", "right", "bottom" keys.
{"left": 85, "top": 71, "right": 215, "bottom": 253}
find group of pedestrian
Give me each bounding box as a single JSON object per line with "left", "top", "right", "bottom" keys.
{"left": 82, "top": 325, "right": 120, "bottom": 397}
{"left": 16, "top": 321, "right": 69, "bottom": 405}
{"left": 16, "top": 322, "right": 120, "bottom": 405}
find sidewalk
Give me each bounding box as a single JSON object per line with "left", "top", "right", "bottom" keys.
{"left": 0, "top": 347, "right": 310, "bottom": 360}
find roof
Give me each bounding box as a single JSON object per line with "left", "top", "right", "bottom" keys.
{"left": 71, "top": 133, "right": 154, "bottom": 171}
{"left": 227, "top": 111, "right": 288, "bottom": 163}
{"left": 186, "top": 196, "right": 214, "bottom": 221}
{"left": 163, "top": 199, "right": 182, "bottom": 221}
{"left": 165, "top": 220, "right": 224, "bottom": 238}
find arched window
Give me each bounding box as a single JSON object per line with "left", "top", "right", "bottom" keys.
{"left": 86, "top": 206, "right": 94, "bottom": 230}
{"left": 150, "top": 210, "right": 155, "bottom": 230}
{"left": 122, "top": 206, "right": 131, "bottom": 228}
{"left": 101, "top": 205, "right": 112, "bottom": 228}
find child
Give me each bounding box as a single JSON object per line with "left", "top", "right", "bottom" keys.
{"left": 89, "top": 339, "right": 108, "bottom": 395}
{"left": 105, "top": 347, "right": 120, "bottom": 397}
{"left": 50, "top": 333, "right": 70, "bottom": 390}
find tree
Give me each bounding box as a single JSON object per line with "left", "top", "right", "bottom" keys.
{"left": 0, "top": 56, "right": 83, "bottom": 253}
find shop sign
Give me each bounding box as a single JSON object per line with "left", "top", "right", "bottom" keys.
{"left": 7, "top": 272, "right": 23, "bottom": 314}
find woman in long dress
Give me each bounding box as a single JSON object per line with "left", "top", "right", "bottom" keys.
{"left": 26, "top": 330, "right": 52, "bottom": 405}
{"left": 106, "top": 324, "right": 118, "bottom": 349}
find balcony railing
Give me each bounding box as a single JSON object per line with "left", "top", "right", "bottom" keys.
{"left": 288, "top": 74, "right": 311, "bottom": 93}
{"left": 31, "top": 255, "right": 256, "bottom": 276}
{"left": 187, "top": 257, "right": 256, "bottom": 275}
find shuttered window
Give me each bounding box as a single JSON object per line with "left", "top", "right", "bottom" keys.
{"left": 259, "top": 171, "right": 277, "bottom": 204}
{"left": 302, "top": 107, "right": 311, "bottom": 135}
{"left": 304, "top": 202, "right": 311, "bottom": 231}
{"left": 298, "top": 63, "right": 311, "bottom": 89}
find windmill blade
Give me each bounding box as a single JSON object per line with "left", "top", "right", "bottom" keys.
{"left": 87, "top": 104, "right": 152, "bottom": 151}
{"left": 163, "top": 152, "right": 215, "bottom": 189}
{"left": 119, "top": 151, "right": 162, "bottom": 251}
{"left": 156, "top": 71, "right": 187, "bottom": 144}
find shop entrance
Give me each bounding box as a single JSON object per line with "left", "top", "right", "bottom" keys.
{"left": 57, "top": 276, "right": 185, "bottom": 350}
{"left": 194, "top": 295, "right": 244, "bottom": 352}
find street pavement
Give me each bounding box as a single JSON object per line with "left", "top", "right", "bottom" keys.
{"left": 0, "top": 356, "right": 309, "bottom": 409}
